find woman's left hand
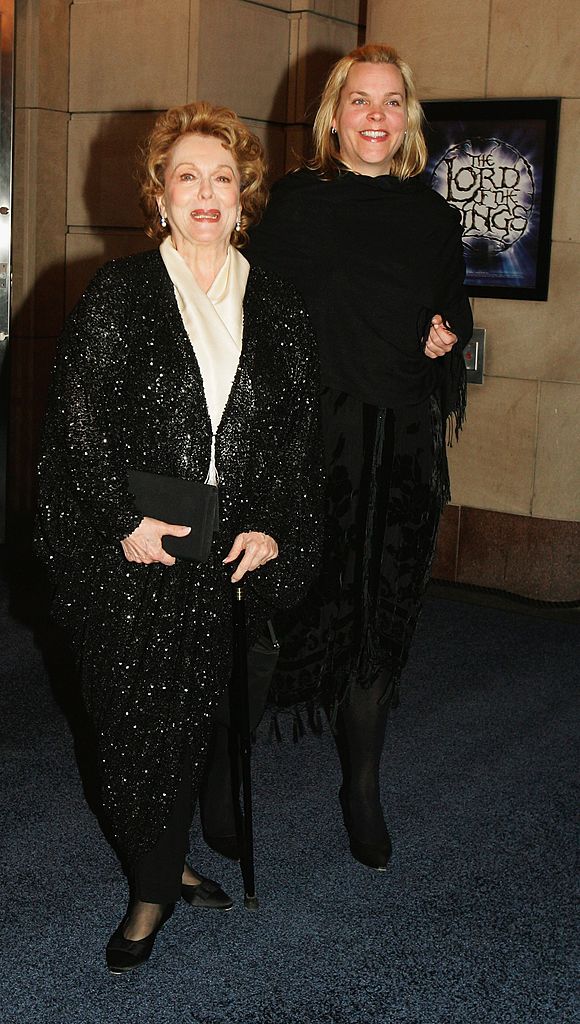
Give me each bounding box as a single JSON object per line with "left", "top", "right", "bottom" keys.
{"left": 424, "top": 315, "right": 458, "bottom": 359}
{"left": 223, "top": 531, "right": 279, "bottom": 582}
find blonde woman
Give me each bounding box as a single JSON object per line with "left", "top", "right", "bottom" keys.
{"left": 230, "top": 44, "right": 472, "bottom": 872}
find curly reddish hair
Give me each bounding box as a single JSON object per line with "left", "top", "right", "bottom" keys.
{"left": 138, "top": 101, "right": 268, "bottom": 246}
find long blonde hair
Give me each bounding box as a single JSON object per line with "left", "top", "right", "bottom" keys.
{"left": 311, "top": 43, "right": 427, "bottom": 180}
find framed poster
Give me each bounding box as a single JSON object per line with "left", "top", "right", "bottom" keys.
{"left": 422, "top": 99, "right": 560, "bottom": 300}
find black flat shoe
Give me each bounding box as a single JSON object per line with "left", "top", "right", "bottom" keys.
{"left": 203, "top": 831, "right": 240, "bottom": 861}
{"left": 339, "top": 787, "right": 392, "bottom": 872}
{"left": 181, "top": 872, "right": 234, "bottom": 911}
{"left": 106, "top": 904, "right": 173, "bottom": 975}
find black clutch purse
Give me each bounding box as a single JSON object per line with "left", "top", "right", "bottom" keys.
{"left": 127, "top": 469, "right": 219, "bottom": 563}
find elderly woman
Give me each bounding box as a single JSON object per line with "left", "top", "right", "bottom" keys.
{"left": 36, "top": 101, "right": 323, "bottom": 973}
{"left": 207, "top": 44, "right": 471, "bottom": 872}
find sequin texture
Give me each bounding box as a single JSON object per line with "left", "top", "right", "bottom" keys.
{"left": 35, "top": 249, "right": 324, "bottom": 863}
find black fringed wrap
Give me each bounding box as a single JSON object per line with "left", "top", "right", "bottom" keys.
{"left": 245, "top": 167, "right": 473, "bottom": 720}
{"left": 246, "top": 167, "right": 473, "bottom": 436}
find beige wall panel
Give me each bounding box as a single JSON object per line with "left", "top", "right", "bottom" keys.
{"left": 69, "top": 0, "right": 190, "bottom": 112}
{"left": 476, "top": 243, "right": 580, "bottom": 383}
{"left": 65, "top": 231, "right": 153, "bottom": 312}
{"left": 15, "top": 0, "right": 70, "bottom": 111}
{"left": 487, "top": 0, "right": 580, "bottom": 98}
{"left": 366, "top": 0, "right": 490, "bottom": 99}
{"left": 552, "top": 101, "right": 580, "bottom": 244}
{"left": 197, "top": 1, "right": 289, "bottom": 121}
{"left": 243, "top": 120, "right": 287, "bottom": 183}
{"left": 291, "top": 12, "right": 359, "bottom": 122}
{"left": 447, "top": 378, "right": 538, "bottom": 515}
{"left": 12, "top": 109, "right": 68, "bottom": 338}
{"left": 532, "top": 382, "right": 580, "bottom": 520}
{"left": 68, "top": 112, "right": 158, "bottom": 228}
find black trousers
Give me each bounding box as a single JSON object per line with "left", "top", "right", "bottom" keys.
{"left": 132, "top": 755, "right": 194, "bottom": 904}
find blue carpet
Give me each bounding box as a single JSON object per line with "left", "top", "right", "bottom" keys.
{"left": 0, "top": 569, "right": 577, "bottom": 1024}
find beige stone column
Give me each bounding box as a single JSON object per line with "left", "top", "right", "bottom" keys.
{"left": 11, "top": 0, "right": 70, "bottom": 528}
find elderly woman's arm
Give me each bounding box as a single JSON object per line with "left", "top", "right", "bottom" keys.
{"left": 39, "top": 263, "right": 198, "bottom": 574}
{"left": 37, "top": 264, "right": 144, "bottom": 559}
{"left": 38, "top": 264, "right": 193, "bottom": 567}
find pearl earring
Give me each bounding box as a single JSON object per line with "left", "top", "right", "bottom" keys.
{"left": 160, "top": 212, "right": 167, "bottom": 228}
{"left": 235, "top": 215, "right": 241, "bottom": 231}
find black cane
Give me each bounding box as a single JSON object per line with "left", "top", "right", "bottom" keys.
{"left": 231, "top": 581, "right": 259, "bottom": 910}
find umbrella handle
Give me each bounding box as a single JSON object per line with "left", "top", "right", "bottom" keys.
{"left": 231, "top": 582, "right": 259, "bottom": 909}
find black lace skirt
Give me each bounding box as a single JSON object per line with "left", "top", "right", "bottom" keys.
{"left": 270, "top": 386, "right": 449, "bottom": 717}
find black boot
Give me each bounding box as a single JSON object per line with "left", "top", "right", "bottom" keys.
{"left": 335, "top": 670, "right": 397, "bottom": 870}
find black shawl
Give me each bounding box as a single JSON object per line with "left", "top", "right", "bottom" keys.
{"left": 247, "top": 168, "right": 473, "bottom": 435}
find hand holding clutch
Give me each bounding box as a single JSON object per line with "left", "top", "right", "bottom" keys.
{"left": 127, "top": 470, "right": 219, "bottom": 563}
{"left": 122, "top": 516, "right": 192, "bottom": 566}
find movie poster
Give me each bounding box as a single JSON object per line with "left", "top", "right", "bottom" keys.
{"left": 422, "top": 100, "right": 560, "bottom": 300}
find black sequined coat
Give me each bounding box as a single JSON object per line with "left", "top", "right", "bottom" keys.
{"left": 36, "top": 249, "right": 324, "bottom": 862}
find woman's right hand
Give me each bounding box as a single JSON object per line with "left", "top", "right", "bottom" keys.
{"left": 121, "top": 517, "right": 191, "bottom": 566}
{"left": 424, "top": 315, "right": 458, "bottom": 359}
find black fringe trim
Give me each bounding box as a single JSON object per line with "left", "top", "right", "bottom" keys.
{"left": 445, "top": 350, "right": 468, "bottom": 447}
{"left": 266, "top": 700, "right": 325, "bottom": 742}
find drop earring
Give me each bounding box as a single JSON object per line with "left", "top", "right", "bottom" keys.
{"left": 235, "top": 214, "right": 241, "bottom": 231}
{"left": 159, "top": 212, "right": 167, "bottom": 228}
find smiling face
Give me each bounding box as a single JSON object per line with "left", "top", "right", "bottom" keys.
{"left": 331, "top": 62, "right": 407, "bottom": 177}
{"left": 158, "top": 133, "right": 241, "bottom": 258}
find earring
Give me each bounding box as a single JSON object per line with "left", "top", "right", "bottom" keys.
{"left": 160, "top": 212, "right": 167, "bottom": 228}
{"left": 235, "top": 215, "right": 241, "bottom": 231}
{"left": 331, "top": 127, "right": 337, "bottom": 135}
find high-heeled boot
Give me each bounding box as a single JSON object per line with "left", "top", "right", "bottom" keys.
{"left": 335, "top": 669, "right": 397, "bottom": 870}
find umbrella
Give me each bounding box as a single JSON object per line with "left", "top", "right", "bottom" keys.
{"left": 231, "top": 581, "right": 259, "bottom": 910}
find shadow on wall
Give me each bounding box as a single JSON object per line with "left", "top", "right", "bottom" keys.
{"left": 262, "top": 44, "right": 354, "bottom": 175}
{"left": 8, "top": 107, "right": 159, "bottom": 543}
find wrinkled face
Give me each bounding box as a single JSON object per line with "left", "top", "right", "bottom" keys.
{"left": 158, "top": 133, "right": 241, "bottom": 253}
{"left": 332, "top": 62, "right": 407, "bottom": 177}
